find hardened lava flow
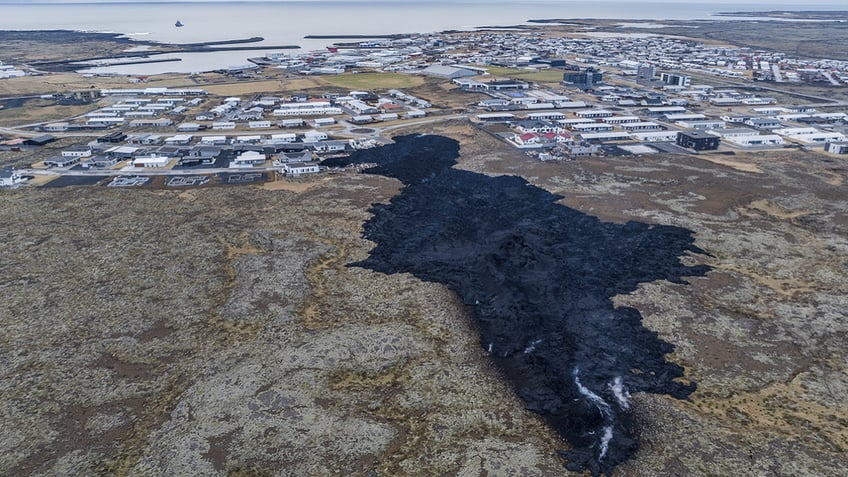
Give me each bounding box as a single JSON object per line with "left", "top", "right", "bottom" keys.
{"left": 324, "top": 135, "right": 709, "bottom": 476}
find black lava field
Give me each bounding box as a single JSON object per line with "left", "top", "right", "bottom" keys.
{"left": 323, "top": 135, "right": 710, "bottom": 476}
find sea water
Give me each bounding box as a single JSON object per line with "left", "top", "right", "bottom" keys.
{"left": 0, "top": 0, "right": 844, "bottom": 74}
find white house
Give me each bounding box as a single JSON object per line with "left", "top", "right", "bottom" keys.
{"left": 558, "top": 118, "right": 596, "bottom": 127}
{"left": 44, "top": 156, "right": 81, "bottom": 168}
{"left": 527, "top": 112, "right": 567, "bottom": 121}
{"left": 0, "top": 61, "right": 26, "bottom": 78}
{"left": 279, "top": 118, "right": 305, "bottom": 128}
{"left": 284, "top": 162, "right": 320, "bottom": 176}
{"left": 621, "top": 121, "right": 663, "bottom": 131}
{"left": 825, "top": 142, "right": 848, "bottom": 154}
{"left": 311, "top": 140, "right": 348, "bottom": 153}
{"left": 645, "top": 106, "right": 687, "bottom": 116}
{"left": 575, "top": 109, "right": 614, "bottom": 119}
{"left": 270, "top": 133, "right": 297, "bottom": 144}
{"left": 775, "top": 127, "right": 846, "bottom": 144}
{"left": 129, "top": 118, "right": 173, "bottom": 127}
{"left": 87, "top": 117, "right": 125, "bottom": 127}
{"left": 345, "top": 99, "right": 379, "bottom": 115}
{"left": 276, "top": 150, "right": 313, "bottom": 164}
{"left": 235, "top": 135, "right": 262, "bottom": 144}
{"left": 200, "top": 136, "right": 229, "bottom": 145}
{"left": 313, "top": 118, "right": 336, "bottom": 127}
{"left": 177, "top": 123, "right": 203, "bottom": 132}
{"left": 513, "top": 133, "right": 542, "bottom": 147}
{"left": 61, "top": 147, "right": 93, "bottom": 158}
{"left": 272, "top": 102, "right": 342, "bottom": 117}
{"left": 570, "top": 123, "right": 614, "bottom": 133}
{"left": 707, "top": 128, "right": 759, "bottom": 138}
{"left": 302, "top": 130, "right": 329, "bottom": 143}
{"left": 630, "top": 131, "right": 679, "bottom": 142}
{"left": 515, "top": 120, "right": 565, "bottom": 134}
{"left": 676, "top": 120, "right": 726, "bottom": 130}
{"left": 404, "top": 110, "right": 426, "bottom": 119}
{"left": 0, "top": 168, "right": 23, "bottom": 187}
{"left": 230, "top": 150, "right": 266, "bottom": 168}
{"left": 165, "top": 135, "right": 194, "bottom": 145}
{"left": 666, "top": 113, "right": 706, "bottom": 121}
{"left": 602, "top": 116, "right": 640, "bottom": 124}
{"left": 212, "top": 121, "right": 236, "bottom": 130}
{"left": 132, "top": 155, "right": 172, "bottom": 168}
{"left": 724, "top": 134, "right": 785, "bottom": 147}
{"left": 580, "top": 131, "right": 632, "bottom": 142}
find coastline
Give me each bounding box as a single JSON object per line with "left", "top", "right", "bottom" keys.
{"left": 0, "top": 31, "right": 298, "bottom": 73}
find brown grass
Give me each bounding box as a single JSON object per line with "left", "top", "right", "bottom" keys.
{"left": 745, "top": 199, "right": 811, "bottom": 220}
{"left": 696, "top": 154, "right": 764, "bottom": 173}
{"left": 262, "top": 177, "right": 331, "bottom": 193}
{"left": 316, "top": 72, "right": 424, "bottom": 90}
{"left": 203, "top": 80, "right": 284, "bottom": 97}
{"left": 0, "top": 74, "right": 194, "bottom": 97}
{"left": 0, "top": 102, "right": 93, "bottom": 127}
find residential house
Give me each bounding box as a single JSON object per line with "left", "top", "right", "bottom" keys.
{"left": 311, "top": 140, "right": 348, "bottom": 153}
{"left": 278, "top": 150, "right": 313, "bottom": 163}
{"left": 132, "top": 155, "right": 172, "bottom": 168}
{"left": 514, "top": 120, "right": 564, "bottom": 134}
{"left": 87, "top": 155, "right": 120, "bottom": 168}
{"left": 825, "top": 142, "right": 848, "bottom": 154}
{"left": 43, "top": 156, "right": 80, "bottom": 168}
{"left": 230, "top": 150, "right": 266, "bottom": 168}
{"left": 302, "top": 130, "right": 329, "bottom": 143}
{"left": 61, "top": 146, "right": 93, "bottom": 158}
{"left": 279, "top": 119, "right": 305, "bottom": 128}
{"left": 0, "top": 168, "right": 23, "bottom": 187}
{"left": 188, "top": 146, "right": 223, "bottom": 160}
{"left": 283, "top": 161, "right": 320, "bottom": 176}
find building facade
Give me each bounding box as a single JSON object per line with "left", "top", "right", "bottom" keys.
{"left": 677, "top": 131, "right": 720, "bottom": 151}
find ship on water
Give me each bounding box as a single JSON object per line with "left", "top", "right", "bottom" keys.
{"left": 175, "top": 20, "right": 184, "bottom": 27}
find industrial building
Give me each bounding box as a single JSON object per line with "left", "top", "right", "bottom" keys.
{"left": 637, "top": 64, "right": 656, "bottom": 80}
{"left": 562, "top": 68, "right": 603, "bottom": 90}
{"left": 660, "top": 73, "right": 692, "bottom": 87}
{"left": 418, "top": 65, "right": 477, "bottom": 79}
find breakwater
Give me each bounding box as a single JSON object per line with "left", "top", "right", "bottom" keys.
{"left": 324, "top": 134, "right": 709, "bottom": 476}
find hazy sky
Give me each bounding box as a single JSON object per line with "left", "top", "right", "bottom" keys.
{"left": 1, "top": 0, "right": 847, "bottom": 3}
{"left": 2, "top": 0, "right": 847, "bottom": 6}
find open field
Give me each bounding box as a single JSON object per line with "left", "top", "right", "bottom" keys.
{"left": 196, "top": 73, "right": 424, "bottom": 98}
{"left": 202, "top": 80, "right": 286, "bottom": 97}
{"left": 0, "top": 73, "right": 194, "bottom": 97}
{"left": 0, "top": 100, "right": 93, "bottom": 127}
{"left": 317, "top": 72, "right": 425, "bottom": 90}
{"left": 479, "top": 66, "right": 567, "bottom": 83}
{"left": 477, "top": 66, "right": 566, "bottom": 84}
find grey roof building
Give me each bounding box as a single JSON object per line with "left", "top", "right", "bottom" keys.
{"left": 418, "top": 65, "right": 478, "bottom": 79}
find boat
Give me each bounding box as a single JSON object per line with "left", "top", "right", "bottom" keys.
{"left": 175, "top": 21, "right": 184, "bottom": 27}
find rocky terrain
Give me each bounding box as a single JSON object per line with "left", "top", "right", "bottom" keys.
{"left": 1, "top": 121, "right": 847, "bottom": 476}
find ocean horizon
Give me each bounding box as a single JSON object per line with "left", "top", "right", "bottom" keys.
{"left": 1, "top": 0, "right": 846, "bottom": 74}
